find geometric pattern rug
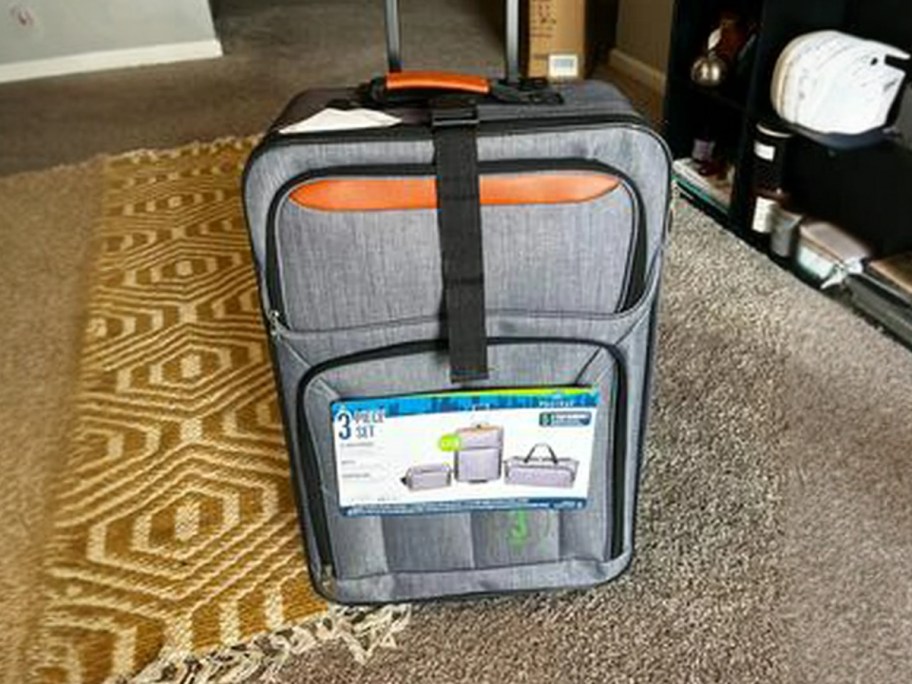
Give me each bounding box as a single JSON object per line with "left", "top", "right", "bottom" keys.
{"left": 26, "top": 139, "right": 409, "bottom": 683}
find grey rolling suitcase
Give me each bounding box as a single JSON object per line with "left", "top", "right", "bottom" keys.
{"left": 242, "top": 0, "right": 671, "bottom": 604}
{"left": 454, "top": 424, "right": 503, "bottom": 482}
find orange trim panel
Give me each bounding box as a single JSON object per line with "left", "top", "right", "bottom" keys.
{"left": 386, "top": 70, "right": 491, "bottom": 94}
{"left": 290, "top": 174, "right": 620, "bottom": 212}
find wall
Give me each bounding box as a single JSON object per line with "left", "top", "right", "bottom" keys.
{"left": 0, "top": 0, "right": 220, "bottom": 82}
{"left": 615, "top": 0, "right": 674, "bottom": 73}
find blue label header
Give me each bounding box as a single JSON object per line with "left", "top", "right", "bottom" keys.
{"left": 331, "top": 386, "right": 599, "bottom": 420}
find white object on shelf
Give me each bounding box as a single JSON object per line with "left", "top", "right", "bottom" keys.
{"left": 796, "top": 219, "right": 872, "bottom": 288}
{"left": 772, "top": 30, "right": 910, "bottom": 136}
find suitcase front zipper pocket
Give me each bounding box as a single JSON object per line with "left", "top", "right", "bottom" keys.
{"left": 291, "top": 337, "right": 631, "bottom": 595}
{"left": 265, "top": 159, "right": 646, "bottom": 332}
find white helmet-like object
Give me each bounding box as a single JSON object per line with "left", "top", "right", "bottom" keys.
{"left": 772, "top": 30, "right": 909, "bottom": 144}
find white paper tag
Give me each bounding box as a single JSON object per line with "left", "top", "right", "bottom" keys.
{"left": 331, "top": 388, "right": 599, "bottom": 516}
{"left": 751, "top": 196, "right": 778, "bottom": 234}
{"left": 279, "top": 108, "right": 401, "bottom": 135}
{"left": 548, "top": 53, "right": 579, "bottom": 79}
{"left": 754, "top": 141, "right": 777, "bottom": 161}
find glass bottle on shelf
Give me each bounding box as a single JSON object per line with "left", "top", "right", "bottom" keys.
{"left": 750, "top": 123, "right": 800, "bottom": 255}
{"left": 692, "top": 124, "right": 716, "bottom": 174}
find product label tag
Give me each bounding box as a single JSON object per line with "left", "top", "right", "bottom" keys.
{"left": 330, "top": 387, "right": 599, "bottom": 516}
{"left": 754, "top": 141, "right": 777, "bottom": 162}
{"left": 751, "top": 196, "right": 777, "bottom": 234}
{"left": 548, "top": 53, "right": 579, "bottom": 79}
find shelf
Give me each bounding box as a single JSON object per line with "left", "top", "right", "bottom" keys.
{"left": 672, "top": 72, "right": 749, "bottom": 114}
{"left": 665, "top": 0, "right": 912, "bottom": 259}
{"left": 760, "top": 114, "right": 893, "bottom": 152}
{"left": 685, "top": 79, "right": 748, "bottom": 114}
{"left": 845, "top": 275, "right": 912, "bottom": 348}
{"left": 679, "top": 188, "right": 733, "bottom": 227}
{"left": 752, "top": 100, "right": 912, "bottom": 154}
{"left": 673, "top": 158, "right": 734, "bottom": 216}
{"left": 751, "top": 240, "right": 912, "bottom": 349}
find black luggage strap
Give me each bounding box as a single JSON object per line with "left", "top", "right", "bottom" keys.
{"left": 432, "top": 99, "right": 488, "bottom": 382}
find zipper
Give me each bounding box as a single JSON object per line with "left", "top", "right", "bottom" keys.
{"left": 257, "top": 112, "right": 653, "bottom": 150}
{"left": 292, "top": 336, "right": 631, "bottom": 589}
{"left": 265, "top": 158, "right": 646, "bottom": 328}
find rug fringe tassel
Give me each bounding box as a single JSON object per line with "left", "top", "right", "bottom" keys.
{"left": 123, "top": 604, "right": 411, "bottom": 684}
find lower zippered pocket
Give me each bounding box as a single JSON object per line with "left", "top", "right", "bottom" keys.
{"left": 293, "top": 338, "right": 629, "bottom": 588}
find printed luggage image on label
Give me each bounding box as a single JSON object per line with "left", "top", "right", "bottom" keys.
{"left": 330, "top": 387, "right": 599, "bottom": 516}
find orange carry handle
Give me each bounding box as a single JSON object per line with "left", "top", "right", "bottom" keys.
{"left": 385, "top": 70, "right": 490, "bottom": 95}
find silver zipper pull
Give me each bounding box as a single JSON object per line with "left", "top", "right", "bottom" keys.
{"left": 268, "top": 309, "right": 284, "bottom": 336}
{"left": 321, "top": 564, "right": 335, "bottom": 594}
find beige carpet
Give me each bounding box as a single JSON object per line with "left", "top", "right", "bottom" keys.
{"left": 2, "top": 147, "right": 910, "bottom": 683}
{"left": 0, "top": 160, "right": 103, "bottom": 684}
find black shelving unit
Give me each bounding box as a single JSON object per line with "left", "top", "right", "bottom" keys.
{"left": 663, "top": 0, "right": 912, "bottom": 259}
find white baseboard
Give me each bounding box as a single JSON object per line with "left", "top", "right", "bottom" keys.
{"left": 609, "top": 49, "right": 667, "bottom": 94}
{"left": 0, "top": 39, "right": 223, "bottom": 84}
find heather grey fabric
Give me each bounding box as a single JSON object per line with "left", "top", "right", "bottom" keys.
{"left": 269, "top": 265, "right": 663, "bottom": 602}
{"left": 301, "top": 341, "right": 619, "bottom": 601}
{"left": 277, "top": 175, "right": 635, "bottom": 330}
{"left": 243, "top": 80, "right": 671, "bottom": 602}
{"left": 245, "top": 127, "right": 668, "bottom": 293}
{"left": 274, "top": 261, "right": 662, "bottom": 367}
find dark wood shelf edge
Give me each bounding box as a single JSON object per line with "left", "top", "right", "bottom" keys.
{"left": 756, "top": 112, "right": 911, "bottom": 154}
{"left": 675, "top": 185, "right": 733, "bottom": 228}
{"left": 675, "top": 75, "right": 749, "bottom": 114}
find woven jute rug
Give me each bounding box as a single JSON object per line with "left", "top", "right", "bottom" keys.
{"left": 26, "top": 139, "right": 409, "bottom": 683}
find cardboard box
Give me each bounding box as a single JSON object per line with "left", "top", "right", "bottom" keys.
{"left": 527, "top": 0, "right": 587, "bottom": 80}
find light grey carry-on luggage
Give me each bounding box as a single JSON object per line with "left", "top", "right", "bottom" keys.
{"left": 454, "top": 424, "right": 503, "bottom": 482}
{"left": 242, "top": 0, "right": 671, "bottom": 604}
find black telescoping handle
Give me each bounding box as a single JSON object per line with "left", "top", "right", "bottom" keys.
{"left": 384, "top": 0, "right": 520, "bottom": 84}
